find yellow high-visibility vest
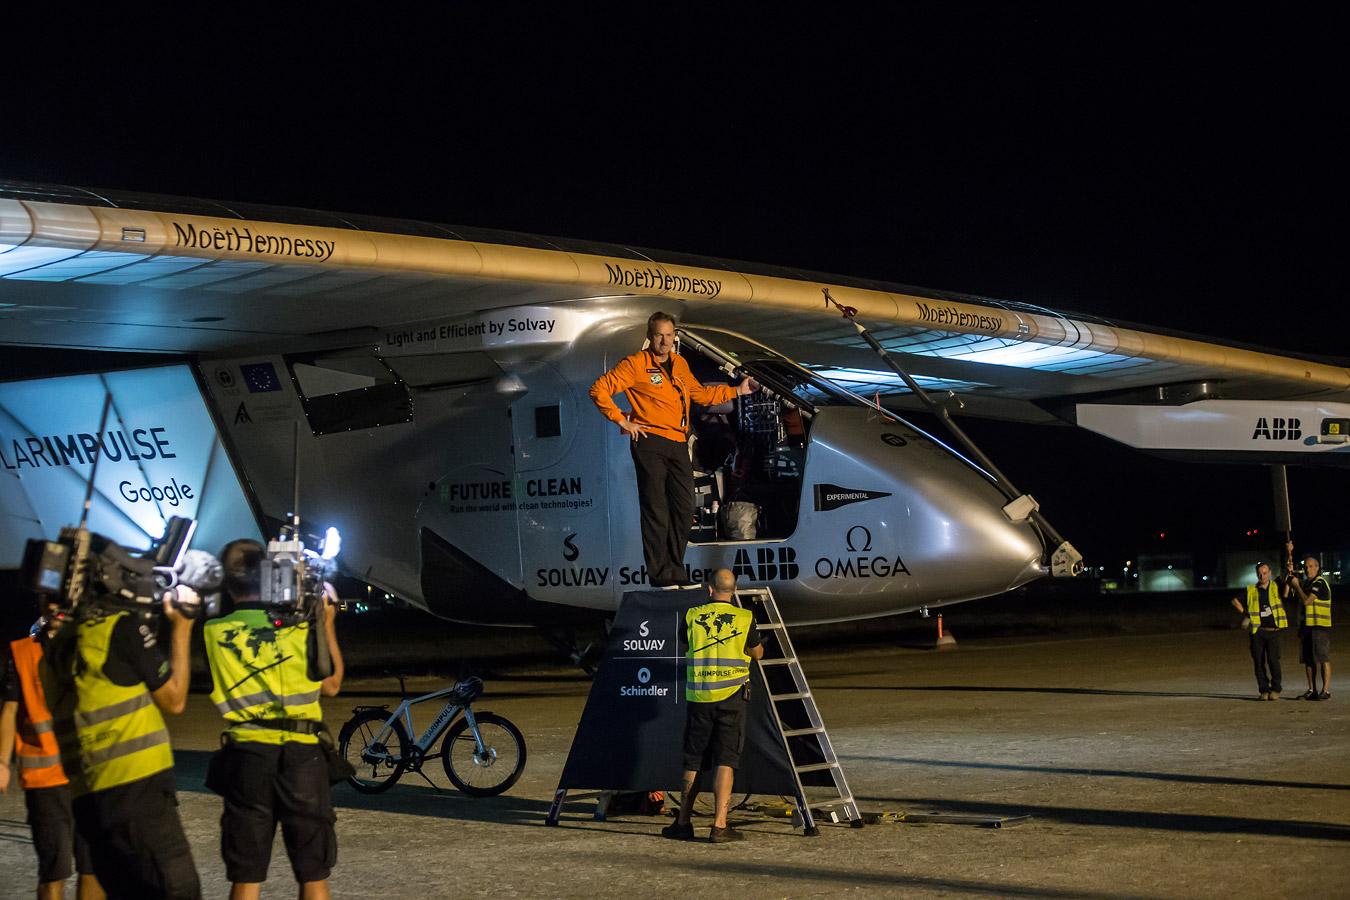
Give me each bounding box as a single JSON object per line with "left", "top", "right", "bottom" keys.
{"left": 1303, "top": 575, "right": 1332, "bottom": 628}
{"left": 50, "top": 612, "right": 173, "bottom": 796}
{"left": 203, "top": 609, "right": 323, "bottom": 745}
{"left": 1246, "top": 583, "right": 1288, "bottom": 633}
{"left": 685, "top": 602, "right": 754, "bottom": 703}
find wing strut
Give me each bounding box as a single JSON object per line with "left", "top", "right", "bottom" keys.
{"left": 822, "top": 289, "right": 1083, "bottom": 577}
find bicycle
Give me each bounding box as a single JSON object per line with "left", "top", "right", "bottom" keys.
{"left": 338, "top": 673, "right": 526, "bottom": 796}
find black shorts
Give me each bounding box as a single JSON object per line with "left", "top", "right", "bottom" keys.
{"left": 682, "top": 692, "right": 748, "bottom": 771}
{"left": 25, "top": 783, "right": 94, "bottom": 883}
{"left": 1301, "top": 628, "right": 1332, "bottom": 665}
{"left": 217, "top": 741, "right": 337, "bottom": 884}
{"left": 72, "top": 770, "right": 201, "bottom": 899}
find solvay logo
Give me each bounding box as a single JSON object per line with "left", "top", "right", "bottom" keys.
{"left": 1252, "top": 417, "right": 1302, "bottom": 441}
{"left": 639, "top": 620, "right": 650, "bottom": 637}
{"left": 562, "top": 533, "right": 579, "bottom": 562}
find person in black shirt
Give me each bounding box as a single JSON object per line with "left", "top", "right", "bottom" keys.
{"left": 43, "top": 592, "right": 202, "bottom": 900}
{"left": 1285, "top": 546, "right": 1333, "bottom": 700}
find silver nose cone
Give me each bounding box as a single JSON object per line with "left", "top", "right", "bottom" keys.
{"left": 794, "top": 409, "right": 1048, "bottom": 620}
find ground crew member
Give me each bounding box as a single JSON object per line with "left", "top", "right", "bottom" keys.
{"left": 1284, "top": 546, "right": 1332, "bottom": 700}
{"left": 202, "top": 539, "right": 344, "bottom": 900}
{"left": 590, "top": 311, "right": 758, "bottom": 587}
{"left": 0, "top": 601, "right": 103, "bottom": 900}
{"left": 42, "top": 587, "right": 202, "bottom": 899}
{"left": 1230, "top": 562, "right": 1287, "bottom": 700}
{"left": 662, "top": 568, "right": 763, "bottom": 842}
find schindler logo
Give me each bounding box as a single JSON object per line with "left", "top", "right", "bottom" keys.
{"left": 1252, "top": 417, "right": 1302, "bottom": 440}
{"left": 620, "top": 665, "right": 669, "bottom": 697}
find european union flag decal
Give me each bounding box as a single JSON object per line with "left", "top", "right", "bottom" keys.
{"left": 240, "top": 362, "right": 282, "bottom": 393}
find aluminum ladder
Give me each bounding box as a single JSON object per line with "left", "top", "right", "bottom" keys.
{"left": 735, "top": 586, "right": 863, "bottom": 835}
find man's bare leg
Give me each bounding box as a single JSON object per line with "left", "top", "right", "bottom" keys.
{"left": 38, "top": 880, "right": 62, "bottom": 900}
{"left": 75, "top": 874, "right": 105, "bottom": 900}
{"left": 676, "top": 769, "right": 698, "bottom": 825}
{"left": 713, "top": 765, "right": 734, "bottom": 829}
{"left": 1321, "top": 661, "right": 1332, "bottom": 695}
{"left": 300, "top": 880, "right": 331, "bottom": 899}
{"left": 230, "top": 885, "right": 261, "bottom": 900}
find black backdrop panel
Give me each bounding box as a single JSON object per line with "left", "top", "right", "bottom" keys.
{"left": 558, "top": 590, "right": 797, "bottom": 795}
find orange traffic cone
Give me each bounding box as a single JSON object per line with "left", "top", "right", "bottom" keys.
{"left": 935, "top": 614, "right": 958, "bottom": 651}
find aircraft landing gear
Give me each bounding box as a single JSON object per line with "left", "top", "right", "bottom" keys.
{"left": 537, "top": 625, "right": 603, "bottom": 674}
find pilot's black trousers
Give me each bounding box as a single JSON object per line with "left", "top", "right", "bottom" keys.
{"left": 1249, "top": 629, "right": 1283, "bottom": 694}
{"left": 631, "top": 435, "right": 694, "bottom": 585}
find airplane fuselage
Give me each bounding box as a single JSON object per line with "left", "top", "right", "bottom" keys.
{"left": 204, "top": 297, "right": 1048, "bottom": 625}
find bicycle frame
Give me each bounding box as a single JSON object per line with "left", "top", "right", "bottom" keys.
{"left": 363, "top": 686, "right": 488, "bottom": 764}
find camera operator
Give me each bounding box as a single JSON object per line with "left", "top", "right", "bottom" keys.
{"left": 202, "top": 539, "right": 344, "bottom": 900}
{"left": 42, "top": 585, "right": 202, "bottom": 899}
{"left": 0, "top": 598, "right": 104, "bottom": 900}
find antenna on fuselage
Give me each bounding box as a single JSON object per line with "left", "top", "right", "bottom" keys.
{"left": 77, "top": 393, "right": 114, "bottom": 529}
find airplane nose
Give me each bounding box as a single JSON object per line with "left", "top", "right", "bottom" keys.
{"left": 798, "top": 408, "right": 1050, "bottom": 617}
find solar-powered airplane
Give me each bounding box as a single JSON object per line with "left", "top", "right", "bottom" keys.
{"left": 1, "top": 181, "right": 1346, "bottom": 633}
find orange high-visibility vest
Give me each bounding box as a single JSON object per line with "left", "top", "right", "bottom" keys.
{"left": 8, "top": 636, "right": 68, "bottom": 789}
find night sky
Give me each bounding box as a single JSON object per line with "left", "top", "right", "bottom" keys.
{"left": 4, "top": 9, "right": 1347, "bottom": 565}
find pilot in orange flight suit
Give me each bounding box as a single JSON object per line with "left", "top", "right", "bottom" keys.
{"left": 590, "top": 311, "right": 756, "bottom": 587}
{"left": 0, "top": 606, "right": 103, "bottom": 900}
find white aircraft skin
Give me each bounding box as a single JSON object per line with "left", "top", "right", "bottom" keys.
{"left": 203, "top": 297, "right": 1048, "bottom": 626}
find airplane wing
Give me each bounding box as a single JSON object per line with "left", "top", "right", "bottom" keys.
{"left": 4, "top": 180, "right": 1348, "bottom": 445}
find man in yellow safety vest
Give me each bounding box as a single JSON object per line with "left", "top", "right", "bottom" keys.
{"left": 1284, "top": 545, "right": 1332, "bottom": 701}
{"left": 1230, "top": 562, "right": 1288, "bottom": 700}
{"left": 43, "top": 585, "right": 202, "bottom": 898}
{"left": 202, "top": 539, "right": 344, "bottom": 900}
{"left": 662, "top": 568, "right": 763, "bottom": 842}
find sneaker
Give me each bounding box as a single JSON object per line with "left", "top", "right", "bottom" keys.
{"left": 1259, "top": 692, "right": 1270, "bottom": 701}
{"left": 708, "top": 825, "right": 746, "bottom": 843}
{"left": 1301, "top": 690, "right": 1318, "bottom": 701}
{"left": 1318, "top": 691, "right": 1332, "bottom": 701}
{"left": 1268, "top": 692, "right": 1281, "bottom": 701}
{"left": 661, "top": 821, "right": 694, "bottom": 841}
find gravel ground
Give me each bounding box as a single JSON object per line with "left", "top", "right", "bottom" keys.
{"left": 1, "top": 627, "right": 1346, "bottom": 898}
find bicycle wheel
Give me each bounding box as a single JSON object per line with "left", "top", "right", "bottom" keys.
{"left": 339, "top": 708, "right": 409, "bottom": 794}
{"left": 441, "top": 711, "right": 526, "bottom": 797}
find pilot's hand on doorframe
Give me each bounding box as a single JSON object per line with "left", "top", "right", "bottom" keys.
{"left": 620, "top": 419, "right": 649, "bottom": 440}
{"left": 736, "top": 376, "right": 760, "bottom": 396}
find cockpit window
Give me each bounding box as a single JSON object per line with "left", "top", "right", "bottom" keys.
{"left": 679, "top": 327, "right": 899, "bottom": 420}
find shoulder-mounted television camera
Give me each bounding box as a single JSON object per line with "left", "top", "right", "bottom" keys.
{"left": 20, "top": 516, "right": 223, "bottom": 621}
{"left": 257, "top": 524, "right": 341, "bottom": 679}
{"left": 259, "top": 525, "right": 341, "bottom": 627}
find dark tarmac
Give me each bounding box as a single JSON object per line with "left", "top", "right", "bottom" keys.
{"left": 2, "top": 627, "right": 1347, "bottom": 898}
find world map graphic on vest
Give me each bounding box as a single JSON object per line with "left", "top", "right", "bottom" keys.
{"left": 694, "top": 611, "right": 738, "bottom": 642}
{"left": 217, "top": 625, "right": 281, "bottom": 668}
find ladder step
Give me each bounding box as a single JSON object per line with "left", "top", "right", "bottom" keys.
{"left": 770, "top": 691, "right": 811, "bottom": 701}
{"left": 794, "top": 762, "right": 839, "bottom": 774}
{"left": 758, "top": 657, "right": 798, "bottom": 666}
{"left": 782, "top": 726, "right": 825, "bottom": 737}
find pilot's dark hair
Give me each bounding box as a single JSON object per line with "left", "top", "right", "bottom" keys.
{"left": 221, "top": 539, "right": 265, "bottom": 599}
{"left": 647, "top": 311, "right": 677, "bottom": 337}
